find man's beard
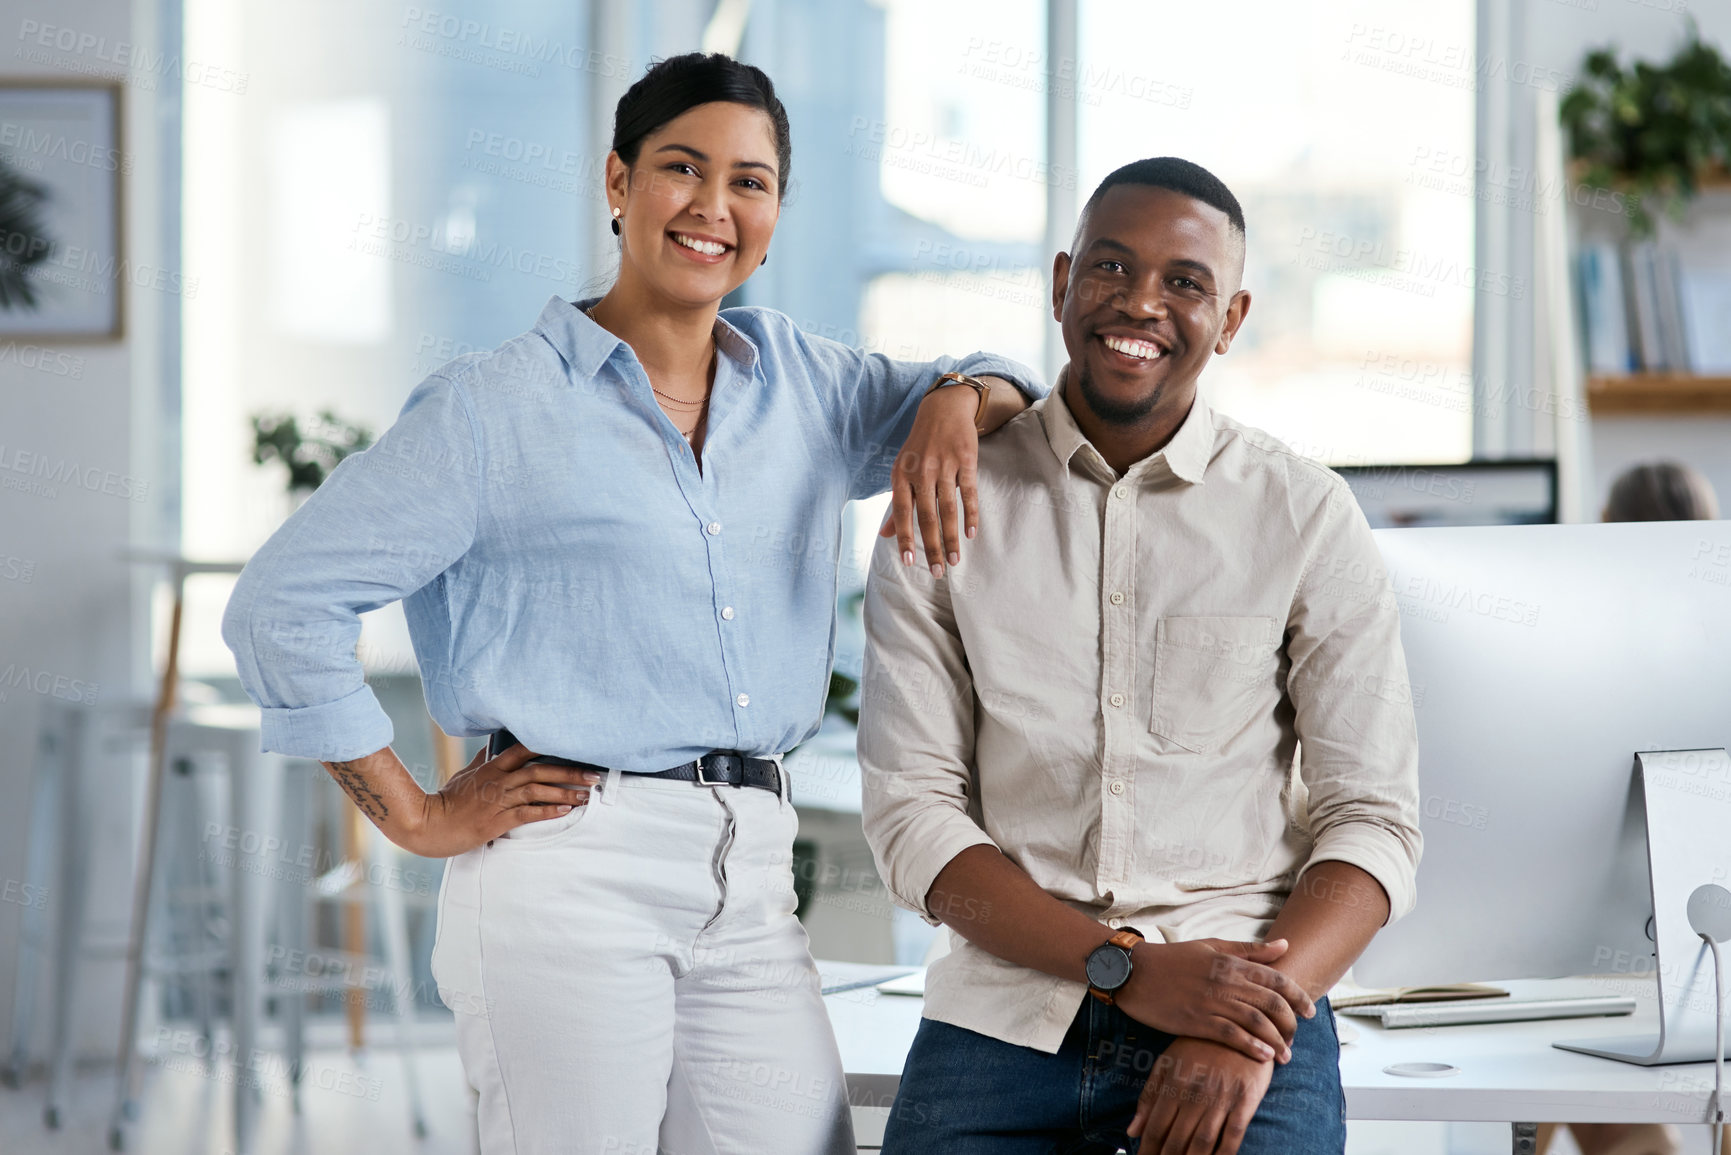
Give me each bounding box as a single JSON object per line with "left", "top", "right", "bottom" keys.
{"left": 1074, "top": 360, "right": 1163, "bottom": 426}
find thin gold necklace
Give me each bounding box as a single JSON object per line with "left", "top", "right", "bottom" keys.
{"left": 651, "top": 386, "right": 706, "bottom": 408}
{"left": 585, "top": 302, "right": 710, "bottom": 441}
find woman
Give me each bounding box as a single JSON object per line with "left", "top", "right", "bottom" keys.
{"left": 222, "top": 52, "right": 1040, "bottom": 1153}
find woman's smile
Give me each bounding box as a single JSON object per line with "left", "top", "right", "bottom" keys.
{"left": 668, "top": 229, "right": 733, "bottom": 262}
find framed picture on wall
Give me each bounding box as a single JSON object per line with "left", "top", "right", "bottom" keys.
{"left": 0, "top": 82, "right": 124, "bottom": 340}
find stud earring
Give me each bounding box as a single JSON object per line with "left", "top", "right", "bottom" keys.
{"left": 610, "top": 206, "right": 621, "bottom": 236}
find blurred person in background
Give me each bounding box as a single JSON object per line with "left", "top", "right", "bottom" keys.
{"left": 223, "top": 52, "right": 1047, "bottom": 1154}
{"left": 1602, "top": 460, "right": 1720, "bottom": 523}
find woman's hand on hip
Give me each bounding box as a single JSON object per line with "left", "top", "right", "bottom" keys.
{"left": 324, "top": 743, "right": 598, "bottom": 857}
{"left": 406, "top": 743, "right": 600, "bottom": 856}
{"left": 881, "top": 384, "right": 983, "bottom": 578}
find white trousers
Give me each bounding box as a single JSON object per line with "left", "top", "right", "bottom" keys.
{"left": 430, "top": 767, "right": 855, "bottom": 1155}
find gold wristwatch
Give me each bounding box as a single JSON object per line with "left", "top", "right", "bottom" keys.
{"left": 925, "top": 371, "right": 991, "bottom": 434}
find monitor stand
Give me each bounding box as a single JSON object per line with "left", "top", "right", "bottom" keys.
{"left": 1555, "top": 749, "right": 1731, "bottom": 1065}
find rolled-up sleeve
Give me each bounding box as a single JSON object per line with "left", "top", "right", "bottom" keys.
{"left": 1284, "top": 480, "right": 1424, "bottom": 923}
{"left": 858, "top": 533, "right": 997, "bottom": 923}
{"left": 221, "top": 374, "right": 482, "bottom": 761}
{"left": 782, "top": 321, "right": 1044, "bottom": 500}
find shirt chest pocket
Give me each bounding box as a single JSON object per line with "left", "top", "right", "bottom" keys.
{"left": 1149, "top": 616, "right": 1281, "bottom": 754}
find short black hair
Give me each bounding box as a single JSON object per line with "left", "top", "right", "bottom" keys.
{"left": 1077, "top": 156, "right": 1246, "bottom": 242}
{"left": 613, "top": 53, "right": 793, "bottom": 200}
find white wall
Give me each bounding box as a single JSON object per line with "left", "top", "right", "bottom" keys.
{"left": 1593, "top": 413, "right": 1731, "bottom": 518}
{"left": 1525, "top": 0, "right": 1718, "bottom": 80}
{"left": 0, "top": 0, "right": 171, "bottom": 1063}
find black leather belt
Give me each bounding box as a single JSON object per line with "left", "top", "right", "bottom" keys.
{"left": 638, "top": 751, "right": 783, "bottom": 794}
{"left": 489, "top": 729, "right": 783, "bottom": 797}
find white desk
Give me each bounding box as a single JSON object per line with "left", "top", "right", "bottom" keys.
{"left": 819, "top": 967, "right": 1723, "bottom": 1152}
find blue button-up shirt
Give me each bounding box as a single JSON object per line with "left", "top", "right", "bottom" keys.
{"left": 222, "top": 297, "right": 1042, "bottom": 767}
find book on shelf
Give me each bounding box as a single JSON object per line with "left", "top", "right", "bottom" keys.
{"left": 1623, "top": 242, "right": 1667, "bottom": 371}
{"left": 1652, "top": 247, "right": 1691, "bottom": 371}
{"left": 1581, "top": 239, "right": 1729, "bottom": 377}
{"left": 1680, "top": 265, "right": 1731, "bottom": 373}
{"left": 1578, "top": 242, "right": 1631, "bottom": 374}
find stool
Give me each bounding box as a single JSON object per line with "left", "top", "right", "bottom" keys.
{"left": 2, "top": 700, "right": 153, "bottom": 1124}
{"left": 266, "top": 755, "right": 428, "bottom": 1134}
{"left": 98, "top": 708, "right": 428, "bottom": 1153}
{"left": 89, "top": 710, "right": 277, "bottom": 1150}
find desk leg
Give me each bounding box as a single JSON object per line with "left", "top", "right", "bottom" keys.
{"left": 229, "top": 732, "right": 269, "bottom": 1155}
{"left": 1512, "top": 1122, "right": 1539, "bottom": 1154}
{"left": 110, "top": 583, "right": 183, "bottom": 1149}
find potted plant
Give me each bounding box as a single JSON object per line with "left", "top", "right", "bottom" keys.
{"left": 251, "top": 410, "right": 374, "bottom": 495}
{"left": 1561, "top": 23, "right": 1731, "bottom": 237}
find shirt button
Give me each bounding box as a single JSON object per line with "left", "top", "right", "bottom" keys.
{"left": 706, "top": 521, "right": 722, "bottom": 536}
{"left": 1108, "top": 917, "right": 1124, "bottom": 929}
{"left": 721, "top": 606, "right": 735, "bottom": 620}
{"left": 736, "top": 693, "right": 750, "bottom": 708}
{"left": 1109, "top": 693, "right": 1125, "bottom": 708}
{"left": 1109, "top": 591, "right": 1125, "bottom": 606}
{"left": 1109, "top": 780, "right": 1126, "bottom": 796}
{"left": 1113, "top": 485, "right": 1129, "bottom": 500}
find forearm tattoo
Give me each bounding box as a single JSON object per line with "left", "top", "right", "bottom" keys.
{"left": 327, "top": 760, "right": 389, "bottom": 823}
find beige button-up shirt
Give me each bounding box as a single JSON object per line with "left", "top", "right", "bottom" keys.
{"left": 858, "top": 388, "right": 1422, "bottom": 1053}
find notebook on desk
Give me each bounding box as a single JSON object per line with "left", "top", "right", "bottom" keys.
{"left": 1330, "top": 982, "right": 1508, "bottom": 1009}
{"left": 1333, "top": 979, "right": 1636, "bottom": 1029}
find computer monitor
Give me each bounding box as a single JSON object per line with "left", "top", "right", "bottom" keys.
{"left": 1333, "top": 459, "right": 1557, "bottom": 528}
{"left": 1351, "top": 520, "right": 1731, "bottom": 1064}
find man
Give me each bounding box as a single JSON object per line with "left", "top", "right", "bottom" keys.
{"left": 859, "top": 157, "right": 1423, "bottom": 1154}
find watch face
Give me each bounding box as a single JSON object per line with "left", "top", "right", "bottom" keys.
{"left": 1086, "top": 943, "right": 1134, "bottom": 991}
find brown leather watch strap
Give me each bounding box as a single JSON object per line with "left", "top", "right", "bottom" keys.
{"left": 1087, "top": 927, "right": 1147, "bottom": 1005}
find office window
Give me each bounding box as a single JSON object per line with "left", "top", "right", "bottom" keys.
{"left": 180, "top": 0, "right": 594, "bottom": 678}
{"left": 858, "top": 0, "right": 1047, "bottom": 386}
{"left": 854, "top": 0, "right": 1477, "bottom": 468}
{"left": 1076, "top": 0, "right": 1476, "bottom": 465}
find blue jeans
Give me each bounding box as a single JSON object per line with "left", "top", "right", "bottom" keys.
{"left": 881, "top": 996, "right": 1345, "bottom": 1154}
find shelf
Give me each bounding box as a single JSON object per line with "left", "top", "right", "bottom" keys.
{"left": 1585, "top": 373, "right": 1731, "bottom": 414}
{"left": 1568, "top": 160, "right": 1731, "bottom": 197}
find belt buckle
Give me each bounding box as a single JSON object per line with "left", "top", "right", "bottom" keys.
{"left": 695, "top": 753, "right": 734, "bottom": 787}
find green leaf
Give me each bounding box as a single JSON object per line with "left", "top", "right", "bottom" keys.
{"left": 0, "top": 158, "right": 55, "bottom": 312}
{"left": 251, "top": 410, "right": 376, "bottom": 495}
{"left": 1561, "top": 31, "right": 1731, "bottom": 235}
